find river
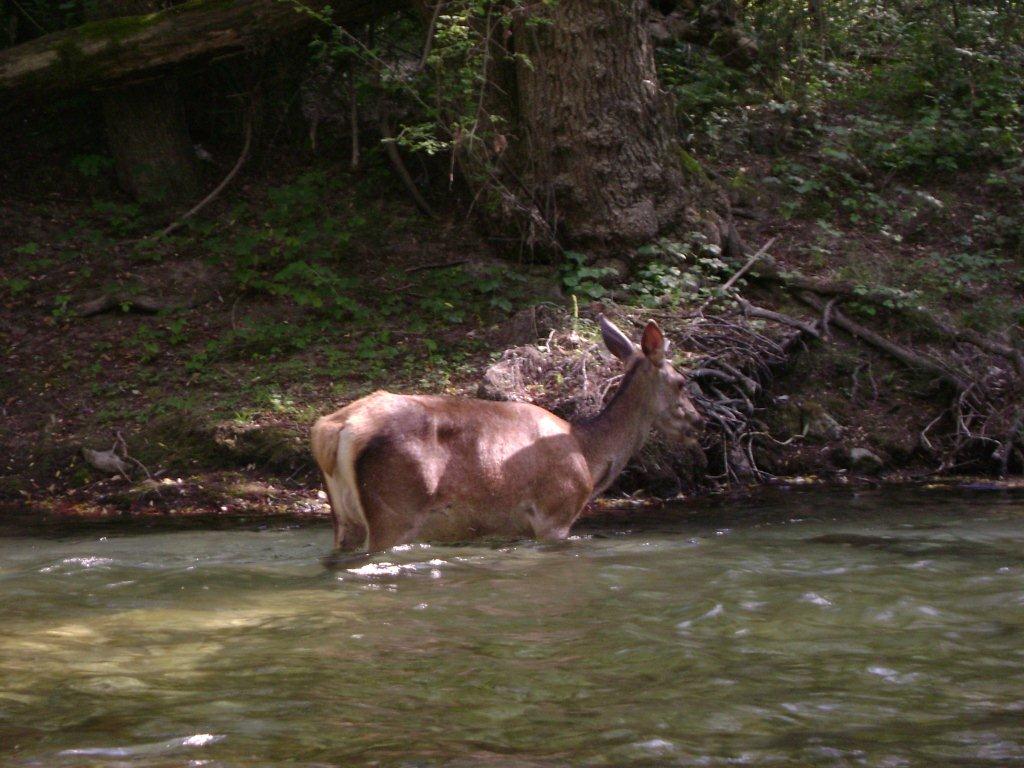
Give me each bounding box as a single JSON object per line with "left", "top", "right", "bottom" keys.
{"left": 1, "top": 486, "right": 1022, "bottom": 766}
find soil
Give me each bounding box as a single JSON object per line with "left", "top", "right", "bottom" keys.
{"left": 2, "top": 99, "right": 1021, "bottom": 522}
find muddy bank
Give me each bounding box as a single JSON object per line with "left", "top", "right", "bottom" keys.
{"left": 4, "top": 301, "right": 1013, "bottom": 522}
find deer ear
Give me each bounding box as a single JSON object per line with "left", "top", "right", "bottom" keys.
{"left": 599, "top": 315, "right": 635, "bottom": 362}
{"left": 641, "top": 320, "right": 665, "bottom": 364}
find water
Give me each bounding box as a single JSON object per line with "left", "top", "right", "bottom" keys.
{"left": 1, "top": 486, "right": 1023, "bottom": 767}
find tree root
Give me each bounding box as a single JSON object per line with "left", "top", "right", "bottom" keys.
{"left": 705, "top": 234, "right": 1024, "bottom": 475}
{"left": 75, "top": 291, "right": 210, "bottom": 317}
{"left": 148, "top": 102, "right": 255, "bottom": 242}
{"left": 795, "top": 292, "right": 968, "bottom": 390}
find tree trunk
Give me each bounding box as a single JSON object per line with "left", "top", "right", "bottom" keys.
{"left": 100, "top": 78, "right": 200, "bottom": 206}
{"left": 87, "top": 0, "right": 198, "bottom": 207}
{"left": 511, "top": 0, "right": 690, "bottom": 253}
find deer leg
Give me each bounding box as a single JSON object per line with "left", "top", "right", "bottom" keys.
{"left": 362, "top": 493, "right": 418, "bottom": 552}
{"left": 322, "top": 472, "right": 367, "bottom": 551}
{"left": 338, "top": 521, "right": 367, "bottom": 551}
{"left": 531, "top": 490, "right": 590, "bottom": 542}
{"left": 320, "top": 472, "right": 344, "bottom": 549}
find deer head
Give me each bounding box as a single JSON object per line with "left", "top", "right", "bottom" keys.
{"left": 599, "top": 315, "right": 704, "bottom": 443}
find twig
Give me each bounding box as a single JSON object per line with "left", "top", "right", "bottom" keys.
{"left": 147, "top": 104, "right": 254, "bottom": 241}
{"left": 348, "top": 68, "right": 360, "bottom": 170}
{"left": 819, "top": 296, "right": 838, "bottom": 340}
{"left": 9, "top": 0, "right": 46, "bottom": 33}
{"left": 404, "top": 259, "right": 469, "bottom": 274}
{"left": 737, "top": 297, "right": 821, "bottom": 338}
{"left": 416, "top": 1, "right": 445, "bottom": 72}
{"left": 920, "top": 411, "right": 945, "bottom": 452}
{"left": 993, "top": 410, "right": 1023, "bottom": 477}
{"left": 115, "top": 430, "right": 154, "bottom": 482}
{"left": 699, "top": 236, "right": 776, "bottom": 311}
{"left": 380, "top": 111, "right": 435, "bottom": 217}
{"left": 719, "top": 236, "right": 777, "bottom": 295}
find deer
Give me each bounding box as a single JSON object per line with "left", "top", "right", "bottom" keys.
{"left": 310, "top": 316, "right": 703, "bottom": 553}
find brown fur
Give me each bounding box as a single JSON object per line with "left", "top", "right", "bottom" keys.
{"left": 310, "top": 319, "right": 702, "bottom": 552}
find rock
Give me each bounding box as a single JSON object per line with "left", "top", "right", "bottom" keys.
{"left": 847, "top": 447, "right": 884, "bottom": 473}
{"left": 81, "top": 447, "right": 130, "bottom": 476}
{"left": 210, "top": 421, "right": 306, "bottom": 471}
{"left": 801, "top": 401, "right": 843, "bottom": 442}
{"left": 477, "top": 346, "right": 546, "bottom": 402}
{"left": 493, "top": 305, "right": 564, "bottom": 347}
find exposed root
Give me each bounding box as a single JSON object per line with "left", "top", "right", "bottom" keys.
{"left": 148, "top": 102, "right": 255, "bottom": 241}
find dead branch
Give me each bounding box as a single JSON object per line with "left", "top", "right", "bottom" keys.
{"left": 82, "top": 446, "right": 131, "bottom": 478}
{"left": 699, "top": 236, "right": 777, "bottom": 311}
{"left": 76, "top": 292, "right": 210, "bottom": 317}
{"left": 380, "top": 111, "right": 436, "bottom": 217}
{"left": 148, "top": 103, "right": 254, "bottom": 241}
{"left": 737, "top": 297, "right": 821, "bottom": 338}
{"left": 404, "top": 259, "right": 470, "bottom": 274}
{"left": 740, "top": 250, "right": 1021, "bottom": 369}
{"left": 993, "top": 411, "right": 1023, "bottom": 477}
{"left": 0, "top": 0, "right": 400, "bottom": 94}
{"left": 796, "top": 291, "right": 968, "bottom": 389}
{"left": 115, "top": 430, "right": 154, "bottom": 482}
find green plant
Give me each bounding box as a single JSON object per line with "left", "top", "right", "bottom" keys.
{"left": 13, "top": 242, "right": 39, "bottom": 256}
{"left": 624, "top": 236, "right": 729, "bottom": 307}
{"left": 560, "top": 251, "right": 615, "bottom": 301}
{"left": 70, "top": 154, "right": 113, "bottom": 179}
{"left": 90, "top": 200, "right": 143, "bottom": 237}
{"left": 2, "top": 277, "right": 30, "bottom": 297}
{"left": 51, "top": 294, "right": 73, "bottom": 321}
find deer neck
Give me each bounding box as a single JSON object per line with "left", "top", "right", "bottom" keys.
{"left": 573, "top": 362, "right": 657, "bottom": 496}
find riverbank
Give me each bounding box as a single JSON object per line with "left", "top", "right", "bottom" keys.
{"left": 3, "top": 91, "right": 1022, "bottom": 515}
{"left": 5, "top": 474, "right": 1023, "bottom": 535}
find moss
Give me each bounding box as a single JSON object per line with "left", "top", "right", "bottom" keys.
{"left": 74, "top": 0, "right": 239, "bottom": 41}
{"left": 74, "top": 14, "right": 159, "bottom": 42}
{"left": 677, "top": 148, "right": 705, "bottom": 178}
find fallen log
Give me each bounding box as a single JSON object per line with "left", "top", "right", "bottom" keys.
{"left": 731, "top": 244, "right": 1023, "bottom": 372}
{"left": 795, "top": 291, "right": 969, "bottom": 390}
{"left": 0, "top": 0, "right": 399, "bottom": 94}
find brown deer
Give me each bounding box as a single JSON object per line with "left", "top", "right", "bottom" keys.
{"left": 310, "top": 316, "right": 702, "bottom": 552}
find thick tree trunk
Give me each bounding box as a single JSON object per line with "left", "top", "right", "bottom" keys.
{"left": 512, "top": 0, "right": 690, "bottom": 252}
{"left": 100, "top": 78, "right": 199, "bottom": 205}
{"left": 87, "top": 0, "right": 198, "bottom": 207}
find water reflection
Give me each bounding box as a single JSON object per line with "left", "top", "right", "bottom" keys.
{"left": 0, "top": 486, "right": 1022, "bottom": 766}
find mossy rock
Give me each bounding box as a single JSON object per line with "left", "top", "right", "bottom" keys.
{"left": 149, "top": 413, "right": 308, "bottom": 473}
{"left": 210, "top": 421, "right": 307, "bottom": 471}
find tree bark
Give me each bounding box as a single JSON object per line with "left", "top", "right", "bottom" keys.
{"left": 511, "top": 0, "right": 691, "bottom": 253}
{"left": 86, "top": 0, "right": 198, "bottom": 207}
{"left": 100, "top": 79, "right": 199, "bottom": 205}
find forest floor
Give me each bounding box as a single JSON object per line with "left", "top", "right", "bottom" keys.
{"left": 2, "top": 98, "right": 1022, "bottom": 521}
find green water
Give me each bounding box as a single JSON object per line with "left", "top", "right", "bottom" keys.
{"left": 1, "top": 487, "right": 1023, "bottom": 767}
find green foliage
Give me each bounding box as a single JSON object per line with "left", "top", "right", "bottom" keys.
{"left": 657, "top": 42, "right": 751, "bottom": 144}
{"left": 89, "top": 200, "right": 143, "bottom": 237}
{"left": 667, "top": 1, "right": 1022, "bottom": 185}
{"left": 202, "top": 170, "right": 367, "bottom": 321}
{"left": 50, "top": 293, "right": 72, "bottom": 320}
{"left": 624, "top": 235, "right": 729, "bottom": 308}
{"left": 70, "top": 154, "right": 113, "bottom": 179}
{"left": 559, "top": 251, "right": 615, "bottom": 301}
{"left": 13, "top": 242, "right": 40, "bottom": 255}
